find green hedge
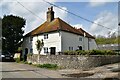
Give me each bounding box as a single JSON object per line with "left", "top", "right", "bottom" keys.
{"left": 64, "top": 50, "right": 119, "bottom": 55}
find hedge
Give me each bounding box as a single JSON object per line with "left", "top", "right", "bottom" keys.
{"left": 64, "top": 50, "right": 119, "bottom": 55}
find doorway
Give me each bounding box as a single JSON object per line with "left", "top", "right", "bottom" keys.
{"left": 24, "top": 48, "right": 28, "bottom": 61}
{"left": 50, "top": 47, "right": 56, "bottom": 55}
{"left": 78, "top": 46, "right": 82, "bottom": 50}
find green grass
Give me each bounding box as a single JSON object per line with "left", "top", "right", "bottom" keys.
{"left": 35, "top": 63, "right": 58, "bottom": 70}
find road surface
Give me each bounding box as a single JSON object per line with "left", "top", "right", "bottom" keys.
{"left": 0, "top": 62, "right": 64, "bottom": 78}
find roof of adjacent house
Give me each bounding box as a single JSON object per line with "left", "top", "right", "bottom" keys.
{"left": 25, "top": 18, "right": 95, "bottom": 39}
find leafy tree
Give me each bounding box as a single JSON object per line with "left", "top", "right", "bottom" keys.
{"left": 2, "top": 15, "right": 26, "bottom": 54}
{"left": 35, "top": 39, "right": 44, "bottom": 54}
{"left": 95, "top": 33, "right": 120, "bottom": 44}
{"left": 35, "top": 39, "right": 44, "bottom": 62}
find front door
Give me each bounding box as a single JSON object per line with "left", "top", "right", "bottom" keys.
{"left": 24, "top": 48, "right": 28, "bottom": 61}
{"left": 50, "top": 47, "right": 56, "bottom": 55}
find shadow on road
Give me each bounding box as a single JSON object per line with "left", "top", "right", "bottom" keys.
{"left": 1, "top": 69, "right": 37, "bottom": 72}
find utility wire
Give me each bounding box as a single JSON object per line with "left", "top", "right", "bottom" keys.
{"left": 43, "top": 0, "right": 113, "bottom": 31}
{"left": 17, "top": 1, "right": 45, "bottom": 21}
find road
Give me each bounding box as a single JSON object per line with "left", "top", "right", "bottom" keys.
{"left": 0, "top": 62, "right": 120, "bottom": 79}
{"left": 0, "top": 62, "right": 64, "bottom": 78}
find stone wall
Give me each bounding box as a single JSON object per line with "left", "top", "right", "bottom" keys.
{"left": 27, "top": 55, "right": 120, "bottom": 70}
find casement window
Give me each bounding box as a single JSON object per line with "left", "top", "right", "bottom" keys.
{"left": 44, "top": 47, "right": 48, "bottom": 53}
{"left": 30, "top": 49, "right": 33, "bottom": 53}
{"left": 79, "top": 37, "right": 82, "bottom": 41}
{"left": 69, "top": 47, "right": 74, "bottom": 51}
{"left": 30, "top": 37, "right": 33, "bottom": 41}
{"left": 44, "top": 34, "right": 48, "bottom": 39}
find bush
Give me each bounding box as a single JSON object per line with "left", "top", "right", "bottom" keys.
{"left": 63, "top": 50, "right": 118, "bottom": 55}
{"left": 64, "top": 51, "right": 78, "bottom": 55}
{"left": 14, "top": 58, "right": 21, "bottom": 63}
{"left": 28, "top": 62, "right": 32, "bottom": 65}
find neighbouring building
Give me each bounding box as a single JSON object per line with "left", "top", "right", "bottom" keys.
{"left": 22, "top": 6, "right": 97, "bottom": 56}
{"left": 98, "top": 44, "right": 120, "bottom": 52}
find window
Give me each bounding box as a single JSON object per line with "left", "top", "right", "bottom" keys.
{"left": 79, "top": 37, "right": 82, "bottom": 41}
{"left": 69, "top": 47, "right": 73, "bottom": 51}
{"left": 30, "top": 49, "right": 33, "bottom": 54}
{"left": 30, "top": 37, "right": 33, "bottom": 41}
{"left": 44, "top": 47, "right": 48, "bottom": 53}
{"left": 44, "top": 34, "right": 48, "bottom": 39}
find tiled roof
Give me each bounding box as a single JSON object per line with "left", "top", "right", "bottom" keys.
{"left": 25, "top": 18, "right": 95, "bottom": 39}
{"left": 77, "top": 28, "right": 95, "bottom": 39}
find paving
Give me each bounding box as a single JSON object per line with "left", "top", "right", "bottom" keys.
{"left": 1, "top": 62, "right": 120, "bottom": 79}
{"left": 1, "top": 62, "right": 65, "bottom": 78}
{"left": 59, "top": 62, "right": 120, "bottom": 79}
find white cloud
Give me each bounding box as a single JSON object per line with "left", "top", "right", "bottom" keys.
{"left": 72, "top": 24, "right": 84, "bottom": 29}
{"left": 89, "top": 0, "right": 115, "bottom": 7}
{"left": 89, "top": 11, "right": 118, "bottom": 37}
{"left": 1, "top": 0, "right": 68, "bottom": 34}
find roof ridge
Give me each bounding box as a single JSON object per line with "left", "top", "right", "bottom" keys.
{"left": 57, "top": 17, "right": 62, "bottom": 30}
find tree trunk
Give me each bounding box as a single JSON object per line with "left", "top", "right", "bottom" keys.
{"left": 38, "top": 50, "right": 40, "bottom": 64}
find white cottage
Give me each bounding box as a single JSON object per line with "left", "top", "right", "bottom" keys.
{"left": 22, "top": 6, "right": 97, "bottom": 56}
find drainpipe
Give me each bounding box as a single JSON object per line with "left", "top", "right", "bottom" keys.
{"left": 88, "top": 38, "right": 89, "bottom": 50}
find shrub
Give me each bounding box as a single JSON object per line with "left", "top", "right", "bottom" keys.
{"left": 24, "top": 61, "right": 28, "bottom": 64}
{"left": 64, "top": 51, "right": 77, "bottom": 55}
{"left": 14, "top": 58, "right": 21, "bottom": 63}
{"left": 28, "top": 62, "right": 32, "bottom": 65}
{"left": 63, "top": 50, "right": 118, "bottom": 55}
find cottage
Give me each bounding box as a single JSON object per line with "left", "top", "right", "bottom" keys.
{"left": 22, "top": 6, "right": 97, "bottom": 56}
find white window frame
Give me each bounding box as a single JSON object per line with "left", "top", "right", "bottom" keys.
{"left": 44, "top": 47, "right": 48, "bottom": 53}
{"left": 69, "top": 47, "right": 74, "bottom": 51}
{"left": 79, "top": 37, "right": 82, "bottom": 41}
{"left": 30, "top": 36, "right": 33, "bottom": 41}
{"left": 44, "top": 34, "right": 48, "bottom": 39}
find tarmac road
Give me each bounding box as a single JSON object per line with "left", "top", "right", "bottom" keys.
{"left": 0, "top": 62, "right": 63, "bottom": 78}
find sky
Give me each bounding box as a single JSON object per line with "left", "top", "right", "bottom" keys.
{"left": 0, "top": 0, "right": 119, "bottom": 37}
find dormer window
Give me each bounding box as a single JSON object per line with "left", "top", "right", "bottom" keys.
{"left": 44, "top": 34, "right": 48, "bottom": 39}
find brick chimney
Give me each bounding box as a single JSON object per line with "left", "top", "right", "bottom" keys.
{"left": 47, "top": 6, "right": 54, "bottom": 22}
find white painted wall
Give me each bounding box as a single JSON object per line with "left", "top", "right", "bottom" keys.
{"left": 23, "top": 31, "right": 61, "bottom": 55}
{"left": 89, "top": 39, "right": 98, "bottom": 50}
{"left": 61, "top": 31, "right": 97, "bottom": 52}
{"left": 32, "top": 32, "right": 61, "bottom": 55}
{"left": 22, "top": 31, "right": 97, "bottom": 56}
{"left": 61, "top": 31, "right": 85, "bottom": 51}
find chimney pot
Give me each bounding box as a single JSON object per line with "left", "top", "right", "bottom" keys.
{"left": 47, "top": 6, "right": 54, "bottom": 22}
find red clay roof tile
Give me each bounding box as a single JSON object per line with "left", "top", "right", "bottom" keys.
{"left": 25, "top": 18, "right": 95, "bottom": 39}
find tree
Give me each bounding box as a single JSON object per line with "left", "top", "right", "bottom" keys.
{"left": 35, "top": 39, "right": 44, "bottom": 54}
{"left": 2, "top": 15, "right": 26, "bottom": 54}
{"left": 35, "top": 39, "right": 44, "bottom": 62}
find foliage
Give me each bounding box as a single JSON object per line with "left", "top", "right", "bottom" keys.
{"left": 35, "top": 39, "right": 44, "bottom": 54}
{"left": 14, "top": 58, "right": 21, "bottom": 63}
{"left": 36, "top": 64, "right": 58, "bottom": 69}
{"left": 2, "top": 15, "right": 26, "bottom": 54}
{"left": 95, "top": 35, "right": 120, "bottom": 44}
{"left": 28, "top": 62, "right": 32, "bottom": 65}
{"left": 27, "top": 53, "right": 33, "bottom": 57}
{"left": 64, "top": 50, "right": 118, "bottom": 55}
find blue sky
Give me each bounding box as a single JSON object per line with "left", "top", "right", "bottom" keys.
{"left": 0, "top": 0, "right": 119, "bottom": 36}
{"left": 55, "top": 2, "right": 118, "bottom": 28}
